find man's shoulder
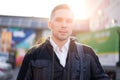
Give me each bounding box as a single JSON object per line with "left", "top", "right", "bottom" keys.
{"left": 31, "top": 42, "right": 44, "bottom": 49}
{"left": 82, "top": 44, "right": 92, "bottom": 50}
{"left": 75, "top": 42, "right": 91, "bottom": 49}
{"left": 75, "top": 42, "right": 94, "bottom": 54}
{"left": 27, "top": 42, "right": 46, "bottom": 55}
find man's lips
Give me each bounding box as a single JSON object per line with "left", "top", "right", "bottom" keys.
{"left": 59, "top": 30, "right": 67, "bottom": 33}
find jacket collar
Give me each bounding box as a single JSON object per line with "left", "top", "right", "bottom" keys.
{"left": 44, "top": 37, "right": 79, "bottom": 60}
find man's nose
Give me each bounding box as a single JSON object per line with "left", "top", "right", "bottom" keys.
{"left": 61, "top": 21, "right": 67, "bottom": 27}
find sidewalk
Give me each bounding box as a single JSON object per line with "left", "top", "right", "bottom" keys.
{"left": 10, "top": 67, "right": 20, "bottom": 80}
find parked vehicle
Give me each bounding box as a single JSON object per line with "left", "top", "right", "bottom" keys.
{"left": 76, "top": 26, "right": 120, "bottom": 80}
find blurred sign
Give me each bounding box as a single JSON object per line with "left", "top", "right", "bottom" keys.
{"left": 8, "top": 28, "right": 36, "bottom": 49}
{"left": 77, "top": 27, "right": 120, "bottom": 66}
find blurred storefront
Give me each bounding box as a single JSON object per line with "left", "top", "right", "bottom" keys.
{"left": 89, "top": 0, "right": 120, "bottom": 31}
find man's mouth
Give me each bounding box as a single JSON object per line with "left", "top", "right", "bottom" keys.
{"left": 59, "top": 31, "right": 67, "bottom": 33}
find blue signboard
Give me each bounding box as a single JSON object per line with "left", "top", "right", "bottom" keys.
{"left": 8, "top": 28, "right": 36, "bottom": 49}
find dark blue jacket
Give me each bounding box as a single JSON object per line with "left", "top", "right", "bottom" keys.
{"left": 17, "top": 39, "right": 109, "bottom": 80}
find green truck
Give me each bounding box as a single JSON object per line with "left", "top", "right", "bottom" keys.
{"left": 77, "top": 26, "right": 120, "bottom": 80}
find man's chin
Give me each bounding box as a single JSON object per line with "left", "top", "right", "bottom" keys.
{"left": 59, "top": 36, "right": 69, "bottom": 41}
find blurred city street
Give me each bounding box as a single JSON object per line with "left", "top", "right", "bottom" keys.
{"left": 0, "top": 0, "right": 120, "bottom": 80}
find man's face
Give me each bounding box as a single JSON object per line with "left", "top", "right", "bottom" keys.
{"left": 49, "top": 9, "right": 74, "bottom": 41}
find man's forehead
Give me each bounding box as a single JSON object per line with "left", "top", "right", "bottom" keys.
{"left": 53, "top": 9, "right": 74, "bottom": 18}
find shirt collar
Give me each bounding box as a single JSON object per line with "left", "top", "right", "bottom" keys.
{"left": 49, "top": 36, "right": 70, "bottom": 52}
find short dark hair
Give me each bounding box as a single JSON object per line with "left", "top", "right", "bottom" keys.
{"left": 50, "top": 4, "right": 72, "bottom": 19}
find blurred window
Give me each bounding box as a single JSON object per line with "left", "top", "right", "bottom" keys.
{"left": 11, "top": 17, "right": 20, "bottom": 26}
{"left": 1, "top": 17, "right": 10, "bottom": 26}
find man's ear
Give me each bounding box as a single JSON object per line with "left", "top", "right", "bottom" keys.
{"left": 48, "top": 21, "right": 52, "bottom": 30}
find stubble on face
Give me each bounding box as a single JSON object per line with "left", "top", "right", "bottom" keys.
{"left": 52, "top": 29, "right": 70, "bottom": 41}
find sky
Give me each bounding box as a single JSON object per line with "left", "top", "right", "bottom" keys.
{"left": 0, "top": 0, "right": 91, "bottom": 19}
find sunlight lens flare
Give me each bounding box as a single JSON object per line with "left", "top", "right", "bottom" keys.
{"left": 68, "top": 0, "right": 89, "bottom": 20}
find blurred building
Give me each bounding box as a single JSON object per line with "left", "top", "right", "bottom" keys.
{"left": 0, "top": 15, "right": 49, "bottom": 46}
{"left": 88, "top": 0, "right": 120, "bottom": 31}
{"left": 0, "top": 15, "right": 50, "bottom": 66}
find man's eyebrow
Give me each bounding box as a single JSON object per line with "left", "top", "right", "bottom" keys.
{"left": 55, "top": 17, "right": 63, "bottom": 21}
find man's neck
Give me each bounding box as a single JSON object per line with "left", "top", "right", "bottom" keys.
{"left": 51, "top": 36, "right": 69, "bottom": 49}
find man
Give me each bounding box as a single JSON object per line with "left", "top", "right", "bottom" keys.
{"left": 17, "top": 4, "right": 109, "bottom": 80}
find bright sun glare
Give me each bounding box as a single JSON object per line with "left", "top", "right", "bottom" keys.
{"left": 68, "top": 0, "right": 89, "bottom": 20}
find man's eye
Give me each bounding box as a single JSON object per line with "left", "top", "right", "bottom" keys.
{"left": 56, "top": 18, "right": 62, "bottom": 22}
{"left": 67, "top": 19, "right": 73, "bottom": 23}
